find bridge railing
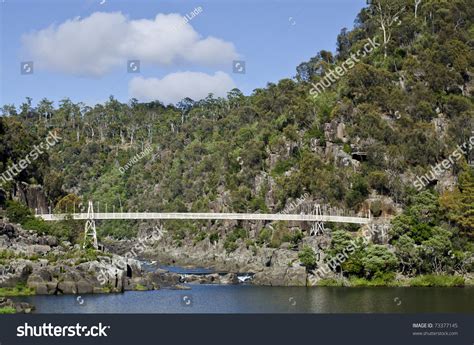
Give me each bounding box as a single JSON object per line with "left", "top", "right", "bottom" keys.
{"left": 37, "top": 212, "right": 371, "bottom": 224}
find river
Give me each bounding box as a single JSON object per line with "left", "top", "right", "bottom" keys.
{"left": 14, "top": 285, "right": 474, "bottom": 313}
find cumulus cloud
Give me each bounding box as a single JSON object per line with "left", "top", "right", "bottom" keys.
{"left": 129, "top": 71, "right": 236, "bottom": 104}
{"left": 22, "top": 12, "right": 238, "bottom": 77}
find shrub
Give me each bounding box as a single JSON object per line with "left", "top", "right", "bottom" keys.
{"left": 193, "top": 231, "right": 207, "bottom": 244}
{"left": 409, "top": 275, "right": 465, "bottom": 287}
{"left": 224, "top": 228, "right": 247, "bottom": 252}
{"left": 370, "top": 200, "right": 383, "bottom": 217}
{"left": 298, "top": 246, "right": 317, "bottom": 270}
{"left": 368, "top": 171, "right": 389, "bottom": 194}
{"left": 224, "top": 240, "right": 238, "bottom": 252}
{"left": 6, "top": 201, "right": 32, "bottom": 224}
{"left": 0, "top": 307, "right": 16, "bottom": 314}
{"left": 257, "top": 228, "right": 272, "bottom": 245}
{"left": 0, "top": 283, "right": 35, "bottom": 296}
{"left": 209, "top": 232, "right": 219, "bottom": 244}
{"left": 361, "top": 245, "right": 398, "bottom": 278}
{"left": 317, "top": 278, "right": 345, "bottom": 287}
{"left": 348, "top": 272, "right": 396, "bottom": 286}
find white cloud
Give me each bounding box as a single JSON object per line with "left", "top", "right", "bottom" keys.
{"left": 129, "top": 71, "right": 236, "bottom": 104}
{"left": 22, "top": 12, "right": 238, "bottom": 77}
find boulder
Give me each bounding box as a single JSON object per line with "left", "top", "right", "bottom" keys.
{"left": 146, "top": 270, "right": 180, "bottom": 287}
{"left": 252, "top": 266, "right": 307, "bottom": 286}
{"left": 30, "top": 282, "right": 48, "bottom": 295}
{"left": 58, "top": 281, "right": 77, "bottom": 294}
{"left": 0, "top": 222, "right": 16, "bottom": 238}
{"left": 0, "top": 298, "right": 35, "bottom": 314}
{"left": 76, "top": 280, "right": 94, "bottom": 294}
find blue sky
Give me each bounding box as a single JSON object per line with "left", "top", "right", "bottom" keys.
{"left": 0, "top": 0, "right": 366, "bottom": 107}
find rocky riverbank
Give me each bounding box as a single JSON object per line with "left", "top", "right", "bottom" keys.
{"left": 106, "top": 228, "right": 319, "bottom": 287}
{"left": 0, "top": 221, "right": 193, "bottom": 300}
{"left": 0, "top": 297, "right": 35, "bottom": 314}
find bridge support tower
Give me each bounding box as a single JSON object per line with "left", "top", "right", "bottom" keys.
{"left": 83, "top": 200, "right": 98, "bottom": 249}
{"left": 310, "top": 204, "right": 325, "bottom": 236}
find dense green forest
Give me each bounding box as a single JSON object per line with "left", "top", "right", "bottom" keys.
{"left": 0, "top": 0, "right": 473, "bottom": 282}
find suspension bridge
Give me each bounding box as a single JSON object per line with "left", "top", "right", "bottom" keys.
{"left": 36, "top": 201, "right": 372, "bottom": 249}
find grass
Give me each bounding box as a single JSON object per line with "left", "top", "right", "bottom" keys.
{"left": 317, "top": 278, "right": 346, "bottom": 287}
{"left": 348, "top": 273, "right": 397, "bottom": 287}
{"left": 0, "top": 284, "right": 35, "bottom": 297}
{"left": 408, "top": 275, "right": 465, "bottom": 287}
{"left": 315, "top": 274, "right": 468, "bottom": 287}
{"left": 134, "top": 284, "right": 148, "bottom": 291}
{"left": 0, "top": 307, "right": 16, "bottom": 314}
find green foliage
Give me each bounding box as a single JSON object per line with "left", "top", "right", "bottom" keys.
{"left": 0, "top": 284, "right": 35, "bottom": 297}
{"left": 370, "top": 200, "right": 382, "bottom": 217}
{"left": 298, "top": 245, "right": 317, "bottom": 270}
{"left": 325, "top": 228, "right": 364, "bottom": 275}
{"left": 6, "top": 200, "right": 32, "bottom": 224}
{"left": 97, "top": 220, "right": 137, "bottom": 239}
{"left": 224, "top": 228, "right": 247, "bottom": 252}
{"left": 346, "top": 176, "right": 369, "bottom": 208}
{"left": 269, "top": 223, "right": 292, "bottom": 248}
{"left": 390, "top": 191, "right": 440, "bottom": 244}
{"left": 271, "top": 159, "right": 295, "bottom": 176}
{"left": 209, "top": 232, "right": 219, "bottom": 244}
{"left": 288, "top": 230, "right": 303, "bottom": 245}
{"left": 0, "top": 0, "right": 472, "bottom": 284}
{"left": 54, "top": 194, "right": 81, "bottom": 213}
{"left": 361, "top": 245, "right": 398, "bottom": 279}
{"left": 257, "top": 228, "right": 272, "bottom": 246}
{"left": 409, "top": 275, "right": 465, "bottom": 287}
{"left": 368, "top": 171, "right": 389, "bottom": 194}
{"left": 439, "top": 168, "right": 474, "bottom": 239}
{"left": 316, "top": 278, "right": 345, "bottom": 287}
{"left": 193, "top": 231, "right": 207, "bottom": 244}
{"left": 393, "top": 234, "right": 422, "bottom": 275}
{"left": 0, "top": 307, "right": 16, "bottom": 314}
{"left": 134, "top": 284, "right": 148, "bottom": 291}
{"left": 348, "top": 272, "right": 396, "bottom": 287}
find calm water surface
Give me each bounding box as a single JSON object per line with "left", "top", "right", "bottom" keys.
{"left": 14, "top": 285, "right": 474, "bottom": 313}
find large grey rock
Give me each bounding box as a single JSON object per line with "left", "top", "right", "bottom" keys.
{"left": 58, "top": 281, "right": 77, "bottom": 294}
{"left": 76, "top": 280, "right": 94, "bottom": 294}
{"left": 0, "top": 222, "right": 16, "bottom": 238}
{"left": 146, "top": 270, "right": 180, "bottom": 287}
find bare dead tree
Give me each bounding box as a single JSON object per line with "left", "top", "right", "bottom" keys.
{"left": 372, "top": 0, "right": 406, "bottom": 58}
{"left": 414, "top": 0, "right": 422, "bottom": 18}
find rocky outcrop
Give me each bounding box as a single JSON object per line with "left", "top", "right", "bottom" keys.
{"left": 140, "top": 234, "right": 309, "bottom": 286}
{"left": 13, "top": 182, "right": 48, "bottom": 214}
{"left": 181, "top": 273, "right": 239, "bottom": 285}
{"left": 253, "top": 266, "right": 306, "bottom": 286}
{"left": 0, "top": 297, "right": 35, "bottom": 314}
{"left": 0, "top": 221, "right": 183, "bottom": 295}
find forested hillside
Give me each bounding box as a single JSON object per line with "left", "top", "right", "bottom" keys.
{"left": 1, "top": 0, "right": 473, "bottom": 282}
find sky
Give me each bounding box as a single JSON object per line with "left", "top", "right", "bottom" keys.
{"left": 0, "top": 0, "right": 366, "bottom": 107}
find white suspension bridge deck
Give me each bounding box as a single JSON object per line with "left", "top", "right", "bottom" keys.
{"left": 38, "top": 212, "right": 371, "bottom": 224}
